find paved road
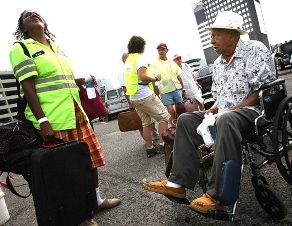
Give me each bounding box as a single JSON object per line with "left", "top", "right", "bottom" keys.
{"left": 1, "top": 69, "right": 292, "bottom": 226}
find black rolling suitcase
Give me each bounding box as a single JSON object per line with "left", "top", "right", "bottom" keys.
{"left": 30, "top": 141, "right": 96, "bottom": 226}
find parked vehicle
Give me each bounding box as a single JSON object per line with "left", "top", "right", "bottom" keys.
{"left": 282, "top": 54, "right": 291, "bottom": 69}
{"left": 195, "top": 64, "right": 213, "bottom": 94}
{"left": 279, "top": 41, "right": 292, "bottom": 56}
{"left": 277, "top": 41, "right": 292, "bottom": 70}
{"left": 103, "top": 87, "right": 129, "bottom": 120}
{"left": 194, "top": 64, "right": 214, "bottom": 110}
{"left": 274, "top": 53, "right": 291, "bottom": 71}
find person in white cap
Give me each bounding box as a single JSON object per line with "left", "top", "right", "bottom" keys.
{"left": 143, "top": 11, "right": 276, "bottom": 214}
{"left": 173, "top": 54, "right": 204, "bottom": 110}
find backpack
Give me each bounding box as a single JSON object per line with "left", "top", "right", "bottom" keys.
{"left": 0, "top": 120, "right": 42, "bottom": 175}
{"left": 0, "top": 42, "right": 42, "bottom": 197}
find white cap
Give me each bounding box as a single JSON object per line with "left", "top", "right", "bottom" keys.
{"left": 173, "top": 54, "right": 182, "bottom": 60}
{"left": 206, "top": 11, "right": 248, "bottom": 35}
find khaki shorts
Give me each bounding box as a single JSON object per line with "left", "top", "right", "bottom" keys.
{"left": 131, "top": 94, "right": 170, "bottom": 127}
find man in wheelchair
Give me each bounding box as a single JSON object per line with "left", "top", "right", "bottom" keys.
{"left": 143, "top": 11, "right": 277, "bottom": 215}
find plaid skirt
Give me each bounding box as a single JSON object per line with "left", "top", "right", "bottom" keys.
{"left": 53, "top": 103, "right": 105, "bottom": 168}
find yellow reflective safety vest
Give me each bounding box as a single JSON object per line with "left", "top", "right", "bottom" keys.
{"left": 124, "top": 53, "right": 153, "bottom": 96}
{"left": 9, "top": 38, "right": 85, "bottom": 130}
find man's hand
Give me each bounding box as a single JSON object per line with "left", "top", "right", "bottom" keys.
{"left": 155, "top": 74, "right": 161, "bottom": 81}
{"left": 206, "top": 106, "right": 218, "bottom": 115}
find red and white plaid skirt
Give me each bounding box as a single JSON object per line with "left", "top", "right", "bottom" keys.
{"left": 53, "top": 103, "right": 105, "bottom": 168}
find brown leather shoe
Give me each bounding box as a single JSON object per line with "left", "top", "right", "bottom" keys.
{"left": 98, "top": 198, "right": 121, "bottom": 210}
{"left": 143, "top": 179, "right": 186, "bottom": 199}
{"left": 79, "top": 218, "right": 99, "bottom": 226}
{"left": 189, "top": 194, "right": 224, "bottom": 214}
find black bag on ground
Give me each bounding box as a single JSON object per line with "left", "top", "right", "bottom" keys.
{"left": 30, "top": 141, "right": 96, "bottom": 226}
{"left": 0, "top": 120, "right": 42, "bottom": 175}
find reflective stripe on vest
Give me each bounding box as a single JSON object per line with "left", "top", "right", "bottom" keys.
{"left": 13, "top": 59, "right": 35, "bottom": 75}
{"left": 14, "top": 66, "right": 37, "bottom": 79}
{"left": 34, "top": 74, "right": 77, "bottom": 93}
{"left": 36, "top": 83, "right": 78, "bottom": 93}
{"left": 35, "top": 75, "right": 75, "bottom": 85}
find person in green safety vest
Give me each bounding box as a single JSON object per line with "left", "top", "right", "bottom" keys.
{"left": 10, "top": 10, "right": 120, "bottom": 225}
{"left": 118, "top": 53, "right": 160, "bottom": 144}
{"left": 124, "top": 35, "right": 170, "bottom": 158}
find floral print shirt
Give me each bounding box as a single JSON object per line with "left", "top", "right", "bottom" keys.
{"left": 211, "top": 39, "right": 276, "bottom": 113}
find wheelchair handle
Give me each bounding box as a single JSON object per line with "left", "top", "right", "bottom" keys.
{"left": 258, "top": 79, "right": 285, "bottom": 91}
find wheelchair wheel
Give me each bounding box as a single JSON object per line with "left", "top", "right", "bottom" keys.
{"left": 254, "top": 183, "right": 287, "bottom": 220}
{"left": 272, "top": 96, "right": 292, "bottom": 185}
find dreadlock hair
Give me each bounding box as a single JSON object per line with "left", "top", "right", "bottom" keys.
{"left": 13, "top": 10, "right": 55, "bottom": 41}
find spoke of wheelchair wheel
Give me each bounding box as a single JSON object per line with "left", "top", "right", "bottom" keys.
{"left": 281, "top": 156, "right": 291, "bottom": 171}
{"left": 276, "top": 146, "right": 292, "bottom": 172}
{"left": 282, "top": 134, "right": 292, "bottom": 168}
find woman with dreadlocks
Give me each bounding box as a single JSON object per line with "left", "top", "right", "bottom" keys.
{"left": 10, "top": 10, "right": 120, "bottom": 226}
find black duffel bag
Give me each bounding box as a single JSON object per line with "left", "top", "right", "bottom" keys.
{"left": 0, "top": 120, "right": 42, "bottom": 175}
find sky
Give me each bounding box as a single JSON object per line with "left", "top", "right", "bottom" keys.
{"left": 0, "top": 0, "right": 292, "bottom": 80}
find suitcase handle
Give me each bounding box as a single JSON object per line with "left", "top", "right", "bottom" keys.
{"left": 42, "top": 138, "right": 64, "bottom": 149}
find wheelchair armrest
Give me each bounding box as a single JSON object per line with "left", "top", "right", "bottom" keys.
{"left": 258, "top": 79, "right": 285, "bottom": 91}
{"left": 202, "top": 92, "right": 213, "bottom": 99}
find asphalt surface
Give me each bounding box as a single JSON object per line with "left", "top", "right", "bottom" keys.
{"left": 1, "top": 68, "right": 292, "bottom": 226}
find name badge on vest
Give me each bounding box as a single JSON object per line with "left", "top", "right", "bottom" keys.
{"left": 32, "top": 50, "right": 45, "bottom": 58}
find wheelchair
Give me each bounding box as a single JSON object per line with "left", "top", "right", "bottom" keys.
{"left": 196, "top": 78, "right": 292, "bottom": 221}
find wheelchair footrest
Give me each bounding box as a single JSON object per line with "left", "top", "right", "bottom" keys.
{"left": 191, "top": 208, "right": 235, "bottom": 221}
{"left": 205, "top": 210, "right": 235, "bottom": 221}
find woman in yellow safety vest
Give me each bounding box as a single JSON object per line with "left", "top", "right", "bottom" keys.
{"left": 10, "top": 10, "right": 120, "bottom": 225}
{"left": 124, "top": 36, "right": 170, "bottom": 158}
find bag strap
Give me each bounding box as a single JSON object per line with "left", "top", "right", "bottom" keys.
{"left": 0, "top": 172, "right": 30, "bottom": 198}
{"left": 14, "top": 42, "right": 31, "bottom": 121}
{"left": 17, "top": 42, "right": 31, "bottom": 57}
{"left": 6, "top": 173, "right": 31, "bottom": 198}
